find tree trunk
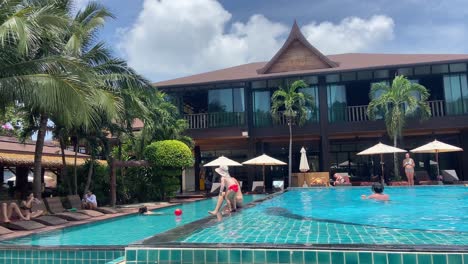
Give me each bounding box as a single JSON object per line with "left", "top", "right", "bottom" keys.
{"left": 33, "top": 114, "right": 48, "bottom": 198}
{"left": 59, "top": 135, "right": 73, "bottom": 194}
{"left": 73, "top": 137, "right": 78, "bottom": 195}
{"left": 288, "top": 121, "right": 293, "bottom": 187}
{"left": 393, "top": 135, "right": 399, "bottom": 182}
{"left": 84, "top": 154, "right": 94, "bottom": 194}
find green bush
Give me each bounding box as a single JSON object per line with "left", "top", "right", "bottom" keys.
{"left": 144, "top": 140, "right": 193, "bottom": 168}
{"left": 143, "top": 140, "right": 194, "bottom": 200}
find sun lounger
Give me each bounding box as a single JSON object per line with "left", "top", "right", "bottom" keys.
{"left": 67, "top": 195, "right": 118, "bottom": 214}
{"left": 273, "top": 180, "right": 284, "bottom": 192}
{"left": 31, "top": 201, "right": 68, "bottom": 226}
{"left": 251, "top": 181, "right": 264, "bottom": 192}
{"left": 442, "top": 170, "right": 459, "bottom": 183}
{"left": 0, "top": 201, "right": 46, "bottom": 231}
{"left": 0, "top": 226, "right": 13, "bottom": 235}
{"left": 44, "top": 197, "right": 91, "bottom": 221}
{"left": 1, "top": 219, "right": 45, "bottom": 231}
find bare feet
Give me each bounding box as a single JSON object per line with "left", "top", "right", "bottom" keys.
{"left": 208, "top": 211, "right": 218, "bottom": 215}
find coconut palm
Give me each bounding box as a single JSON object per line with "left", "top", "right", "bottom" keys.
{"left": 271, "top": 80, "right": 314, "bottom": 187}
{"left": 367, "top": 75, "right": 431, "bottom": 179}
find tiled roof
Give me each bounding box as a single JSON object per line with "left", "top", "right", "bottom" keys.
{"left": 154, "top": 53, "right": 468, "bottom": 87}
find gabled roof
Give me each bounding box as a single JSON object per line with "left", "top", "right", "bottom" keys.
{"left": 256, "top": 21, "right": 338, "bottom": 74}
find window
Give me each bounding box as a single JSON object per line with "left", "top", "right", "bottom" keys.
{"left": 253, "top": 90, "right": 271, "bottom": 127}
{"left": 268, "top": 79, "right": 283, "bottom": 88}
{"left": 449, "top": 63, "right": 467, "bottom": 73}
{"left": 208, "top": 88, "right": 244, "bottom": 112}
{"left": 374, "top": 70, "right": 389, "bottom": 79}
{"left": 414, "top": 66, "right": 430, "bottom": 75}
{"left": 341, "top": 72, "right": 356, "bottom": 81}
{"left": 303, "top": 76, "right": 318, "bottom": 85}
{"left": 251, "top": 80, "right": 267, "bottom": 89}
{"left": 327, "top": 84, "right": 347, "bottom": 122}
{"left": 357, "top": 71, "right": 372, "bottom": 80}
{"left": 326, "top": 74, "right": 340, "bottom": 83}
{"left": 444, "top": 74, "right": 468, "bottom": 115}
{"left": 397, "top": 68, "right": 413, "bottom": 76}
{"left": 299, "top": 86, "right": 319, "bottom": 122}
{"left": 432, "top": 64, "right": 449, "bottom": 74}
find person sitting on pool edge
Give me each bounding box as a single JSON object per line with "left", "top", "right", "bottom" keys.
{"left": 208, "top": 176, "right": 243, "bottom": 215}
{"left": 361, "top": 182, "right": 389, "bottom": 201}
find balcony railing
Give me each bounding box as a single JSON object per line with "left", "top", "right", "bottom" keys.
{"left": 331, "top": 100, "right": 446, "bottom": 123}
{"left": 184, "top": 112, "right": 245, "bottom": 129}
{"left": 254, "top": 111, "right": 319, "bottom": 127}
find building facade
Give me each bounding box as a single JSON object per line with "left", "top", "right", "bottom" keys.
{"left": 155, "top": 22, "right": 468, "bottom": 191}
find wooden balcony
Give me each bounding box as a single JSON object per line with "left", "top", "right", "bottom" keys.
{"left": 335, "top": 100, "right": 447, "bottom": 123}
{"left": 184, "top": 112, "right": 245, "bottom": 129}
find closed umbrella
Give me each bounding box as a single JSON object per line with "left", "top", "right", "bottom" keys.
{"left": 299, "top": 147, "right": 310, "bottom": 172}
{"left": 411, "top": 140, "right": 463, "bottom": 178}
{"left": 243, "top": 154, "right": 287, "bottom": 192}
{"left": 357, "top": 142, "right": 406, "bottom": 184}
{"left": 203, "top": 156, "right": 242, "bottom": 167}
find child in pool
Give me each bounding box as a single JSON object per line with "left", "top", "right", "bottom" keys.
{"left": 361, "top": 183, "right": 389, "bottom": 201}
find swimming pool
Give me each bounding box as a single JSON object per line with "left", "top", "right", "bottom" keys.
{"left": 0, "top": 194, "right": 264, "bottom": 246}
{"left": 180, "top": 186, "right": 468, "bottom": 245}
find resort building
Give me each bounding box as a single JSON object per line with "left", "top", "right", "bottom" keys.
{"left": 154, "top": 22, "right": 468, "bottom": 190}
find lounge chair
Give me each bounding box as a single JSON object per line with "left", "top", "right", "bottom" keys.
{"left": 30, "top": 200, "right": 68, "bottom": 226}
{"left": 442, "top": 170, "right": 459, "bottom": 183}
{"left": 2, "top": 219, "right": 45, "bottom": 231}
{"left": 0, "top": 201, "right": 46, "bottom": 231}
{"left": 251, "top": 181, "right": 264, "bottom": 193}
{"left": 44, "top": 197, "right": 91, "bottom": 221}
{"left": 0, "top": 226, "right": 13, "bottom": 235}
{"left": 67, "top": 195, "right": 118, "bottom": 214}
{"left": 273, "top": 180, "right": 284, "bottom": 192}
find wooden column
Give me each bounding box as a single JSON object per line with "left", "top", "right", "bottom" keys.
{"left": 318, "top": 76, "right": 330, "bottom": 172}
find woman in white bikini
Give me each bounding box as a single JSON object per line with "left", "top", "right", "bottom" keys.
{"left": 402, "top": 153, "right": 415, "bottom": 186}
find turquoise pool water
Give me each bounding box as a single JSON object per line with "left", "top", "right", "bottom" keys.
{"left": 182, "top": 186, "right": 468, "bottom": 245}
{"left": 0, "top": 195, "right": 264, "bottom": 246}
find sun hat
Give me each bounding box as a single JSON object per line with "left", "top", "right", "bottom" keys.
{"left": 215, "top": 165, "right": 231, "bottom": 178}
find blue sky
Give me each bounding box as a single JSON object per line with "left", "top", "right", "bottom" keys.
{"left": 77, "top": 0, "right": 468, "bottom": 82}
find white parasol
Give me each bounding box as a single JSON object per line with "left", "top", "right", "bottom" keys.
{"left": 203, "top": 156, "right": 242, "bottom": 167}
{"left": 243, "top": 154, "right": 287, "bottom": 192}
{"left": 411, "top": 140, "right": 463, "bottom": 177}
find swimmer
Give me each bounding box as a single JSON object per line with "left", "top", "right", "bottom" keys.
{"left": 138, "top": 206, "right": 164, "bottom": 215}
{"left": 361, "top": 183, "right": 389, "bottom": 201}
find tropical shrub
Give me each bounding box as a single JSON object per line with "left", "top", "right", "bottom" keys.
{"left": 144, "top": 140, "right": 193, "bottom": 200}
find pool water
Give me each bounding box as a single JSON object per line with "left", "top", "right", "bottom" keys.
{"left": 181, "top": 186, "right": 468, "bottom": 245}
{"left": 0, "top": 195, "right": 264, "bottom": 246}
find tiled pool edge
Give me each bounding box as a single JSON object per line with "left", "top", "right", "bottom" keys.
{"left": 0, "top": 248, "right": 125, "bottom": 264}
{"left": 125, "top": 247, "right": 468, "bottom": 264}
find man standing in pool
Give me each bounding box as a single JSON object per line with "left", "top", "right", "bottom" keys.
{"left": 361, "top": 183, "right": 389, "bottom": 201}
{"left": 208, "top": 165, "right": 240, "bottom": 214}
{"left": 403, "top": 153, "right": 415, "bottom": 186}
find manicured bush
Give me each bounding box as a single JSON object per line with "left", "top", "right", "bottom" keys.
{"left": 144, "top": 140, "right": 194, "bottom": 200}
{"left": 144, "top": 140, "right": 193, "bottom": 168}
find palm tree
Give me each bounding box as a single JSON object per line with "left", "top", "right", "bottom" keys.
{"left": 271, "top": 80, "right": 314, "bottom": 187}
{"left": 367, "top": 75, "right": 431, "bottom": 179}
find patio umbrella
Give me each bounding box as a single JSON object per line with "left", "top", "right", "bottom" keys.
{"left": 299, "top": 147, "right": 310, "bottom": 172}
{"left": 243, "top": 154, "right": 287, "bottom": 191}
{"left": 203, "top": 156, "right": 242, "bottom": 167}
{"left": 357, "top": 142, "right": 406, "bottom": 184}
{"left": 411, "top": 140, "right": 463, "bottom": 177}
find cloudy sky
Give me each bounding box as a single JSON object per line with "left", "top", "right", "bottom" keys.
{"left": 75, "top": 0, "right": 468, "bottom": 82}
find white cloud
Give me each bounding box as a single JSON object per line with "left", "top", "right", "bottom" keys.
{"left": 301, "top": 15, "right": 394, "bottom": 54}
{"left": 118, "top": 0, "right": 395, "bottom": 81}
